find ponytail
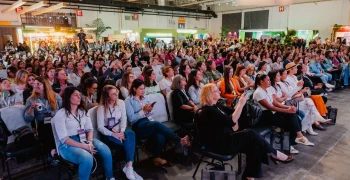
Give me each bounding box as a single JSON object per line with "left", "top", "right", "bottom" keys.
{"left": 254, "top": 74, "right": 268, "bottom": 90}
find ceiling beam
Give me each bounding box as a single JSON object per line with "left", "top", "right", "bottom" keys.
{"left": 1, "top": 0, "right": 27, "bottom": 14}
{"left": 177, "top": 0, "right": 215, "bottom": 7}
{"left": 17, "top": 1, "right": 48, "bottom": 14}
{"left": 32, "top": 2, "right": 66, "bottom": 16}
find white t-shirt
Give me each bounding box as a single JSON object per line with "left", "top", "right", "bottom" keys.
{"left": 158, "top": 78, "right": 172, "bottom": 95}
{"left": 152, "top": 65, "right": 163, "bottom": 83}
{"left": 253, "top": 86, "right": 273, "bottom": 111}
{"left": 267, "top": 86, "right": 282, "bottom": 98}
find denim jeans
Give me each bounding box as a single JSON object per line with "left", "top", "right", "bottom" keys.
{"left": 132, "top": 118, "right": 181, "bottom": 157}
{"left": 341, "top": 65, "right": 349, "bottom": 85}
{"left": 59, "top": 135, "right": 113, "bottom": 180}
{"left": 314, "top": 73, "right": 331, "bottom": 83}
{"left": 101, "top": 129, "right": 136, "bottom": 162}
{"left": 296, "top": 109, "right": 305, "bottom": 121}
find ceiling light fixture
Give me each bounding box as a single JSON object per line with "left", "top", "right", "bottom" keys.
{"left": 1, "top": 0, "right": 27, "bottom": 14}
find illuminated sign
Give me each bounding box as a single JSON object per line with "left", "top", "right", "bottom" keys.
{"left": 121, "top": 30, "right": 133, "bottom": 34}
{"left": 177, "top": 29, "right": 197, "bottom": 34}
{"left": 76, "top": 10, "right": 83, "bottom": 16}
{"left": 146, "top": 33, "right": 172, "bottom": 37}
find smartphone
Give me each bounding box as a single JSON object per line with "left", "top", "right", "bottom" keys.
{"left": 151, "top": 102, "right": 157, "bottom": 107}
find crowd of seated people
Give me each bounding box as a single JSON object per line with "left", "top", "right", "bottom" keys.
{"left": 0, "top": 36, "right": 348, "bottom": 180}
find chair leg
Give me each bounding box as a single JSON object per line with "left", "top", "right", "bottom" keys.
{"left": 2, "top": 159, "right": 5, "bottom": 172}
{"left": 192, "top": 154, "right": 204, "bottom": 178}
{"left": 5, "top": 159, "right": 11, "bottom": 180}
{"left": 237, "top": 153, "right": 242, "bottom": 175}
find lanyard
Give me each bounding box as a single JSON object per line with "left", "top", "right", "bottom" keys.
{"left": 71, "top": 112, "right": 82, "bottom": 129}
{"left": 109, "top": 108, "right": 115, "bottom": 118}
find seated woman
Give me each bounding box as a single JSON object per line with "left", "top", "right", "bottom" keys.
{"left": 245, "top": 64, "right": 256, "bottom": 82}
{"left": 81, "top": 77, "right": 99, "bottom": 109}
{"left": 220, "top": 66, "right": 239, "bottom": 107}
{"left": 97, "top": 85, "right": 142, "bottom": 180}
{"left": 198, "top": 84, "right": 293, "bottom": 180}
{"left": 186, "top": 69, "right": 204, "bottom": 108}
{"left": 206, "top": 60, "right": 222, "bottom": 84}
{"left": 179, "top": 64, "right": 191, "bottom": 82}
{"left": 233, "top": 65, "right": 254, "bottom": 94}
{"left": 125, "top": 79, "right": 190, "bottom": 166}
{"left": 137, "top": 65, "right": 152, "bottom": 81}
{"left": 0, "top": 78, "right": 22, "bottom": 108}
{"left": 24, "top": 77, "right": 62, "bottom": 161}
{"left": 256, "top": 61, "right": 268, "bottom": 75}
{"left": 284, "top": 63, "right": 331, "bottom": 131}
{"left": 131, "top": 53, "right": 144, "bottom": 70}
{"left": 52, "top": 68, "right": 74, "bottom": 97}
{"left": 120, "top": 72, "right": 135, "bottom": 100}
{"left": 11, "top": 69, "right": 28, "bottom": 104}
{"left": 254, "top": 74, "right": 314, "bottom": 155}
{"left": 171, "top": 75, "right": 198, "bottom": 125}
{"left": 53, "top": 87, "right": 115, "bottom": 180}
{"left": 196, "top": 61, "right": 212, "bottom": 85}
{"left": 144, "top": 69, "right": 161, "bottom": 95}
{"left": 23, "top": 73, "right": 37, "bottom": 104}
{"left": 158, "top": 66, "right": 174, "bottom": 97}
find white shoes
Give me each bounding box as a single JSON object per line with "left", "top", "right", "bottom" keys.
{"left": 123, "top": 166, "right": 143, "bottom": 180}
{"left": 295, "top": 136, "right": 314, "bottom": 146}
{"left": 306, "top": 128, "right": 318, "bottom": 136}
{"left": 290, "top": 146, "right": 299, "bottom": 154}
{"left": 325, "top": 83, "right": 335, "bottom": 88}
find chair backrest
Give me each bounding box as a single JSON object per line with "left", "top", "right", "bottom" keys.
{"left": 0, "top": 105, "right": 31, "bottom": 133}
{"left": 166, "top": 90, "right": 174, "bottom": 121}
{"left": 50, "top": 115, "right": 61, "bottom": 155}
{"left": 145, "top": 93, "right": 168, "bottom": 123}
{"left": 0, "top": 113, "right": 9, "bottom": 150}
{"left": 193, "top": 107, "right": 204, "bottom": 149}
{"left": 88, "top": 106, "right": 100, "bottom": 140}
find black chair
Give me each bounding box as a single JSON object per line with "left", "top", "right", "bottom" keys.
{"left": 0, "top": 120, "right": 47, "bottom": 180}
{"left": 192, "top": 108, "right": 241, "bottom": 178}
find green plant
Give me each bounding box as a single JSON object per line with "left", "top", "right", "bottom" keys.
{"left": 284, "top": 28, "right": 297, "bottom": 45}
{"left": 220, "top": 27, "right": 230, "bottom": 39}
{"left": 85, "top": 18, "right": 111, "bottom": 40}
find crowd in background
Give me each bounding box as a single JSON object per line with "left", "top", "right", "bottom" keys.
{"left": 0, "top": 36, "right": 348, "bottom": 180}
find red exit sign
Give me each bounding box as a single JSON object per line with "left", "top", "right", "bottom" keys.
{"left": 76, "top": 10, "right": 83, "bottom": 16}
{"left": 15, "top": 6, "right": 23, "bottom": 12}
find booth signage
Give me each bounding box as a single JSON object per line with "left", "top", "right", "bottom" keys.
{"left": 178, "top": 17, "right": 186, "bottom": 29}
{"left": 146, "top": 33, "right": 172, "bottom": 37}
{"left": 279, "top": 6, "right": 284, "bottom": 12}
{"left": 121, "top": 30, "right": 133, "bottom": 34}
{"left": 134, "top": 14, "right": 139, "bottom": 20}
{"left": 177, "top": 29, "right": 197, "bottom": 34}
{"left": 76, "top": 10, "right": 83, "bottom": 16}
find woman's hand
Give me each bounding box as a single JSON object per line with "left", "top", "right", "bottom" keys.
{"left": 285, "top": 106, "right": 296, "bottom": 114}
{"left": 82, "top": 143, "right": 97, "bottom": 154}
{"left": 142, "top": 104, "right": 152, "bottom": 112}
{"left": 297, "top": 80, "right": 304, "bottom": 87}
{"left": 112, "top": 132, "right": 125, "bottom": 142}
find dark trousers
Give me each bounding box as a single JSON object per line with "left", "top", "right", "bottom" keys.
{"left": 218, "top": 129, "right": 276, "bottom": 178}
{"left": 260, "top": 111, "right": 301, "bottom": 145}
{"left": 37, "top": 123, "right": 56, "bottom": 153}
{"left": 132, "top": 118, "right": 181, "bottom": 157}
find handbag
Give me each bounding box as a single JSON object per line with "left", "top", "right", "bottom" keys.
{"left": 246, "top": 99, "right": 263, "bottom": 126}
{"left": 201, "top": 169, "right": 236, "bottom": 180}
{"left": 327, "top": 106, "right": 338, "bottom": 125}
{"left": 12, "top": 126, "right": 36, "bottom": 147}
{"left": 285, "top": 93, "right": 304, "bottom": 107}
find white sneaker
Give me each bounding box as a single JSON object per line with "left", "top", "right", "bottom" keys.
{"left": 306, "top": 128, "right": 318, "bottom": 136}
{"left": 290, "top": 146, "right": 299, "bottom": 154}
{"left": 123, "top": 166, "right": 136, "bottom": 180}
{"left": 108, "top": 178, "right": 116, "bottom": 180}
{"left": 325, "top": 83, "right": 335, "bottom": 88}
{"left": 134, "top": 170, "right": 143, "bottom": 180}
{"left": 295, "top": 137, "right": 314, "bottom": 146}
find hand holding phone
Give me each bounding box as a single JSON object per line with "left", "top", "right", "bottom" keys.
{"left": 151, "top": 101, "right": 157, "bottom": 107}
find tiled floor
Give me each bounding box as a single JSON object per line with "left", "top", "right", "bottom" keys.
{"left": 2, "top": 88, "right": 350, "bottom": 180}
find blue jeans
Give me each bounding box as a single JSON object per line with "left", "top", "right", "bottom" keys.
{"left": 101, "top": 129, "right": 136, "bottom": 162}
{"left": 132, "top": 118, "right": 181, "bottom": 157}
{"left": 315, "top": 73, "right": 331, "bottom": 83}
{"left": 296, "top": 110, "right": 305, "bottom": 121}
{"left": 341, "top": 65, "right": 349, "bottom": 85}
{"left": 59, "top": 135, "right": 113, "bottom": 180}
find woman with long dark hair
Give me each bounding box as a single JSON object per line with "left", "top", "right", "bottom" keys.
{"left": 125, "top": 79, "right": 190, "bottom": 166}
{"left": 220, "top": 66, "right": 239, "bottom": 107}
{"left": 186, "top": 69, "right": 203, "bottom": 107}
{"left": 23, "top": 73, "right": 37, "bottom": 104}
{"left": 53, "top": 87, "right": 114, "bottom": 180}
{"left": 81, "top": 77, "right": 98, "bottom": 109}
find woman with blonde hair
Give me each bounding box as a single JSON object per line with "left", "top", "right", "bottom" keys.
{"left": 24, "top": 76, "right": 62, "bottom": 161}
{"left": 198, "top": 84, "right": 293, "bottom": 180}
{"left": 97, "top": 85, "right": 142, "bottom": 180}
{"left": 12, "top": 69, "right": 28, "bottom": 103}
